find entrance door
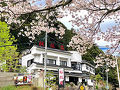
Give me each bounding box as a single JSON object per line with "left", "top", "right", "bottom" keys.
{"left": 69, "top": 77, "right": 78, "bottom": 85}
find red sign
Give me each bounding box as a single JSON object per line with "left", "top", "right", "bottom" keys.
{"left": 59, "top": 68, "right": 64, "bottom": 86}
{"left": 39, "top": 41, "right": 64, "bottom": 50}
{"left": 39, "top": 41, "right": 44, "bottom": 47}
{"left": 50, "top": 43, "right": 55, "bottom": 48}
{"left": 60, "top": 45, "right": 64, "bottom": 50}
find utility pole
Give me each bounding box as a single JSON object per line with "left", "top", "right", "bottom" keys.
{"left": 106, "top": 63, "right": 109, "bottom": 90}
{"left": 116, "top": 56, "right": 120, "bottom": 88}
{"left": 44, "top": 31, "right": 47, "bottom": 90}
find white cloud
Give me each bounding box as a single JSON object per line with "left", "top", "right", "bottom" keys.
{"left": 58, "top": 15, "right": 73, "bottom": 29}
{"left": 58, "top": 10, "right": 88, "bottom": 29}
{"left": 95, "top": 39, "right": 111, "bottom": 46}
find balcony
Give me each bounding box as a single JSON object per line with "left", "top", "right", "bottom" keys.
{"left": 71, "top": 62, "right": 82, "bottom": 71}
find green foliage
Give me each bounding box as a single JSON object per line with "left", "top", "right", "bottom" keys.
{"left": 95, "top": 66, "right": 118, "bottom": 87}
{"left": 61, "top": 28, "right": 75, "bottom": 50}
{"left": 46, "top": 71, "right": 56, "bottom": 88}
{"left": 90, "top": 74, "right": 102, "bottom": 85}
{"left": 0, "top": 2, "right": 7, "bottom": 7}
{"left": 91, "top": 74, "right": 102, "bottom": 90}
{"left": 19, "top": 66, "right": 27, "bottom": 74}
{"left": 96, "top": 85, "right": 98, "bottom": 90}
{"left": 0, "top": 21, "right": 19, "bottom": 72}
{"left": 83, "top": 44, "right": 118, "bottom": 87}
{"left": 70, "top": 82, "right": 75, "bottom": 87}
{"left": 95, "top": 74, "right": 102, "bottom": 84}
{"left": 82, "top": 44, "right": 104, "bottom": 65}
{"left": 108, "top": 68, "right": 118, "bottom": 87}
{"left": 65, "top": 83, "right": 71, "bottom": 87}
{"left": 101, "top": 87, "right": 107, "bottom": 90}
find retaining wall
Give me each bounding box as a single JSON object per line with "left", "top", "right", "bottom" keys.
{"left": 0, "top": 72, "right": 17, "bottom": 87}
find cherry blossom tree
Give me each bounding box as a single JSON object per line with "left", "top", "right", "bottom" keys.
{"left": 95, "top": 53, "right": 116, "bottom": 70}
{"left": 0, "top": 0, "right": 72, "bottom": 40}
{"left": 61, "top": 0, "right": 120, "bottom": 54}
{"left": 1, "top": 0, "right": 120, "bottom": 55}
{"left": 68, "top": 30, "right": 93, "bottom": 54}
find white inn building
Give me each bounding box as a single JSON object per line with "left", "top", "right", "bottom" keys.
{"left": 21, "top": 45, "right": 95, "bottom": 86}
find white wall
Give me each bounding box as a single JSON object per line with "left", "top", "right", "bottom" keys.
{"left": 32, "top": 47, "right": 71, "bottom": 67}
{"left": 22, "top": 54, "right": 34, "bottom": 67}
{"left": 22, "top": 46, "right": 71, "bottom": 67}
{"left": 82, "top": 64, "right": 87, "bottom": 71}
{"left": 34, "top": 54, "right": 40, "bottom": 63}
{"left": 82, "top": 64, "right": 95, "bottom": 75}
{"left": 69, "top": 51, "right": 82, "bottom": 62}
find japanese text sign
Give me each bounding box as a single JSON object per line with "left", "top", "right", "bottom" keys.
{"left": 59, "top": 68, "right": 64, "bottom": 87}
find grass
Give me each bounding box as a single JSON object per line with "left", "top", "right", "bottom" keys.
{"left": 0, "top": 86, "right": 31, "bottom": 90}
{"left": 0, "top": 85, "right": 54, "bottom": 90}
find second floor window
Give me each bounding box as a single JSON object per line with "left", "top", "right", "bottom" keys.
{"left": 76, "top": 63, "right": 82, "bottom": 71}
{"left": 60, "top": 61, "right": 67, "bottom": 66}
{"left": 43, "top": 58, "right": 56, "bottom": 65}
{"left": 71, "top": 62, "right": 81, "bottom": 71}
{"left": 44, "top": 59, "right": 56, "bottom": 65}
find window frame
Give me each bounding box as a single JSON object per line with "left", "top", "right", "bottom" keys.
{"left": 60, "top": 60, "right": 67, "bottom": 66}
{"left": 43, "top": 58, "right": 56, "bottom": 65}
{"left": 71, "top": 62, "right": 82, "bottom": 71}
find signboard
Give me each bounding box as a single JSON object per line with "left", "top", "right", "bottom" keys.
{"left": 59, "top": 68, "right": 64, "bottom": 87}
{"left": 79, "top": 84, "right": 86, "bottom": 90}
{"left": 14, "top": 75, "right": 32, "bottom": 85}
{"left": 39, "top": 41, "right": 64, "bottom": 50}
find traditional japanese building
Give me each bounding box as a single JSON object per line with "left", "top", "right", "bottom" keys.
{"left": 21, "top": 45, "right": 95, "bottom": 87}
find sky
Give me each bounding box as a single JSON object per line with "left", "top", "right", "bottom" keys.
{"left": 31, "top": 0, "right": 62, "bottom": 8}
{"left": 58, "top": 11, "right": 120, "bottom": 55}
{"left": 99, "top": 46, "right": 109, "bottom": 53}
{"left": 58, "top": 12, "right": 117, "bottom": 47}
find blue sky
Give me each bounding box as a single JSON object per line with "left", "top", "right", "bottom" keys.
{"left": 98, "top": 46, "right": 120, "bottom": 56}
{"left": 31, "top": 0, "right": 61, "bottom": 7}
{"left": 99, "top": 46, "right": 109, "bottom": 53}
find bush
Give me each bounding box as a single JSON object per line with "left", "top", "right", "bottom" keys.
{"left": 101, "top": 87, "right": 107, "bottom": 90}
{"left": 65, "top": 83, "right": 70, "bottom": 87}
{"left": 70, "top": 82, "right": 75, "bottom": 87}
{"left": 96, "top": 85, "right": 98, "bottom": 90}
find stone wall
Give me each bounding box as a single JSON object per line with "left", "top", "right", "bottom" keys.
{"left": 0, "top": 72, "right": 17, "bottom": 87}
